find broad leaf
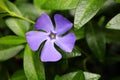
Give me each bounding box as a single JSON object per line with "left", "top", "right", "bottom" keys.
{"left": 0, "top": 45, "right": 24, "bottom": 61}
{"left": 4, "top": 0, "right": 29, "bottom": 37}
{"left": 106, "top": 14, "right": 120, "bottom": 30}
{"left": 17, "top": 3, "right": 40, "bottom": 20}
{"left": 84, "top": 72, "right": 101, "bottom": 80}
{"left": 5, "top": 18, "right": 29, "bottom": 37}
{"left": 55, "top": 70, "right": 85, "bottom": 80}
{"left": 24, "top": 44, "right": 45, "bottom": 80}
{"left": 85, "top": 23, "right": 105, "bottom": 62}
{"left": 74, "top": 0, "right": 106, "bottom": 29}
{"left": 0, "top": 36, "right": 26, "bottom": 45}
{"left": 34, "top": 0, "right": 79, "bottom": 10}
{"left": 11, "top": 70, "right": 27, "bottom": 80}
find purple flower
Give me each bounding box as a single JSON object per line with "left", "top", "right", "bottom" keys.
{"left": 26, "top": 13, "right": 76, "bottom": 62}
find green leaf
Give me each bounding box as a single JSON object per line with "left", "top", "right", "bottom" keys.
{"left": 0, "top": 0, "right": 9, "bottom": 12}
{"left": 63, "top": 46, "right": 81, "bottom": 59}
{"left": 24, "top": 44, "right": 45, "bottom": 80}
{"left": 55, "top": 70, "right": 85, "bottom": 80}
{"left": 85, "top": 23, "right": 105, "bottom": 62}
{"left": 0, "top": 45, "right": 24, "bottom": 61}
{"left": 84, "top": 72, "right": 101, "bottom": 80}
{"left": 74, "top": 0, "right": 106, "bottom": 29}
{"left": 0, "top": 36, "right": 26, "bottom": 45}
{"left": 11, "top": 70, "right": 27, "bottom": 80}
{"left": 17, "top": 3, "right": 40, "bottom": 20}
{"left": 1, "top": 0, "right": 35, "bottom": 24}
{"left": 106, "top": 14, "right": 120, "bottom": 30}
{"left": 116, "top": 0, "right": 120, "bottom": 3}
{"left": 34, "top": 0, "right": 79, "bottom": 10}
{"left": 5, "top": 18, "right": 29, "bottom": 37}
{"left": 72, "top": 28, "right": 85, "bottom": 40}
{"left": 3, "top": 0, "right": 22, "bottom": 15}
{"left": 55, "top": 75, "right": 61, "bottom": 80}
{"left": 105, "top": 29, "right": 120, "bottom": 42}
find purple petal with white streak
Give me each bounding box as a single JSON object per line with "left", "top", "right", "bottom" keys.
{"left": 41, "top": 40, "right": 62, "bottom": 62}
{"left": 35, "top": 13, "right": 54, "bottom": 32}
{"left": 26, "top": 31, "right": 47, "bottom": 51}
{"left": 54, "top": 14, "right": 73, "bottom": 35}
{"left": 55, "top": 32, "right": 76, "bottom": 52}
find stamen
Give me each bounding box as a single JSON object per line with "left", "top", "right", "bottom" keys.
{"left": 49, "top": 32, "right": 56, "bottom": 39}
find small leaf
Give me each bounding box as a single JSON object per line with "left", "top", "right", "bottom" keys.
{"left": 74, "top": 0, "right": 106, "bottom": 29}
{"left": 24, "top": 44, "right": 45, "bottom": 80}
{"left": 106, "top": 14, "right": 120, "bottom": 30}
{"left": 34, "top": 0, "right": 79, "bottom": 10}
{"left": 55, "top": 70, "right": 85, "bottom": 80}
{"left": 84, "top": 72, "right": 101, "bottom": 80}
{"left": 5, "top": 18, "right": 29, "bottom": 37}
{"left": 0, "top": 36, "right": 26, "bottom": 45}
{"left": 0, "top": 45, "right": 24, "bottom": 61}
{"left": 11, "top": 70, "right": 27, "bottom": 80}
{"left": 85, "top": 23, "right": 105, "bottom": 62}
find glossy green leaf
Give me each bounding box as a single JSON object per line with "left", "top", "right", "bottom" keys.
{"left": 63, "top": 46, "right": 81, "bottom": 58}
{"left": 34, "top": 0, "right": 79, "bottom": 10}
{"left": 4, "top": 0, "right": 30, "bottom": 37}
{"left": 0, "top": 36, "right": 26, "bottom": 45}
{"left": 74, "top": 0, "right": 106, "bottom": 29}
{"left": 55, "top": 70, "right": 85, "bottom": 80}
{"left": 84, "top": 72, "right": 101, "bottom": 80}
{"left": 72, "top": 28, "right": 85, "bottom": 40}
{"left": 106, "top": 14, "right": 120, "bottom": 30}
{"left": 11, "top": 70, "right": 27, "bottom": 80}
{"left": 5, "top": 18, "right": 29, "bottom": 37}
{"left": 24, "top": 44, "right": 45, "bottom": 80}
{"left": 85, "top": 23, "right": 105, "bottom": 62}
{"left": 61, "top": 70, "right": 85, "bottom": 80}
{"left": 0, "top": 45, "right": 24, "bottom": 61}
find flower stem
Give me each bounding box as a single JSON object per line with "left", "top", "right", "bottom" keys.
{"left": 9, "top": 11, "right": 35, "bottom": 24}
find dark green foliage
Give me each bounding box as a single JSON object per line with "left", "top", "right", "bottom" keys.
{"left": 0, "top": 0, "right": 120, "bottom": 80}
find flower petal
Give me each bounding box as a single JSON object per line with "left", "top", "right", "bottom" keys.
{"left": 35, "top": 13, "right": 54, "bottom": 32}
{"left": 55, "top": 32, "right": 76, "bottom": 52}
{"left": 54, "top": 14, "right": 73, "bottom": 35}
{"left": 41, "top": 40, "right": 62, "bottom": 62}
{"left": 26, "top": 31, "right": 47, "bottom": 51}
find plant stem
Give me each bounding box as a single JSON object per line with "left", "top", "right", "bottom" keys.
{"left": 9, "top": 11, "right": 35, "bottom": 24}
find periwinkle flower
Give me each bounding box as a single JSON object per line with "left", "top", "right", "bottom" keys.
{"left": 26, "top": 13, "right": 76, "bottom": 62}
